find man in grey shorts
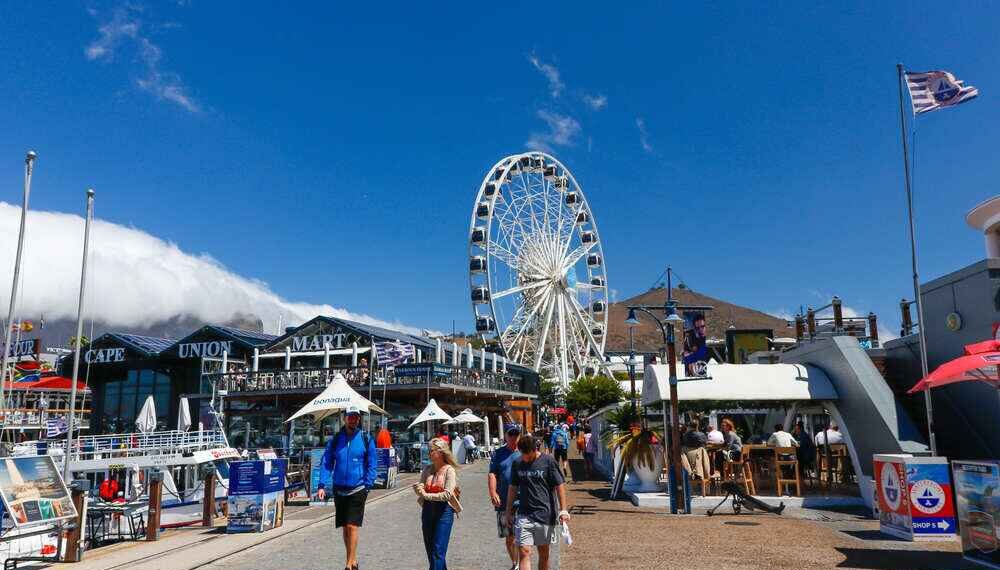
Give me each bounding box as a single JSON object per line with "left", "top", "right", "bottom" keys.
{"left": 504, "top": 434, "right": 569, "bottom": 570}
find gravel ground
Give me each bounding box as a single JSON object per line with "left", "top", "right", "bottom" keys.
{"left": 201, "top": 461, "right": 560, "bottom": 570}
{"left": 560, "top": 477, "right": 976, "bottom": 570}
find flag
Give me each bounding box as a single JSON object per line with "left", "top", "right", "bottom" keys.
{"left": 905, "top": 70, "right": 979, "bottom": 115}
{"left": 46, "top": 418, "right": 68, "bottom": 438}
{"left": 374, "top": 341, "right": 415, "bottom": 367}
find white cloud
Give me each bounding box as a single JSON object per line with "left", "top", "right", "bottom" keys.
{"left": 526, "top": 110, "right": 581, "bottom": 151}
{"left": 528, "top": 54, "right": 564, "bottom": 98}
{"left": 636, "top": 117, "right": 653, "bottom": 153}
{"left": 581, "top": 93, "right": 607, "bottom": 111}
{"left": 85, "top": 6, "right": 201, "bottom": 113}
{"left": 0, "top": 202, "right": 434, "bottom": 336}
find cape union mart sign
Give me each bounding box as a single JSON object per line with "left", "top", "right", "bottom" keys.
{"left": 178, "top": 340, "right": 234, "bottom": 359}
{"left": 84, "top": 347, "right": 126, "bottom": 364}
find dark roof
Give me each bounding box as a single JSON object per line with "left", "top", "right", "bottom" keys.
{"left": 324, "top": 316, "right": 435, "bottom": 349}
{"left": 106, "top": 333, "right": 177, "bottom": 357}
{"left": 206, "top": 325, "right": 277, "bottom": 347}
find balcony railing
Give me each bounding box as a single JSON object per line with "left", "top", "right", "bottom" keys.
{"left": 206, "top": 363, "right": 537, "bottom": 397}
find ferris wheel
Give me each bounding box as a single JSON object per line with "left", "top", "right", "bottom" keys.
{"left": 468, "top": 152, "right": 609, "bottom": 387}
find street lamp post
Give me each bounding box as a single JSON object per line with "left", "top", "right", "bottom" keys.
{"left": 624, "top": 267, "right": 686, "bottom": 514}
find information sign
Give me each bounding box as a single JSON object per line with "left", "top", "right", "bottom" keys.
{"left": 227, "top": 459, "right": 286, "bottom": 533}
{"left": 953, "top": 460, "right": 1000, "bottom": 569}
{"left": 907, "top": 458, "right": 956, "bottom": 540}
{"left": 0, "top": 456, "right": 77, "bottom": 527}
{"left": 875, "top": 454, "right": 912, "bottom": 540}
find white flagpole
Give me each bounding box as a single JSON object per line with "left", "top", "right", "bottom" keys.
{"left": 64, "top": 189, "right": 95, "bottom": 483}
{"left": 0, "top": 151, "right": 37, "bottom": 417}
{"left": 897, "top": 63, "right": 936, "bottom": 454}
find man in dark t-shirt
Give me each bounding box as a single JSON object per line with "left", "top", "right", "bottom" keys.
{"left": 505, "top": 435, "right": 569, "bottom": 570}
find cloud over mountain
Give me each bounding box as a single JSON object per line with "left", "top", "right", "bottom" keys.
{"left": 0, "top": 202, "right": 433, "bottom": 336}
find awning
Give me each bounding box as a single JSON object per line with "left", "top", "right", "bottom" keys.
{"left": 444, "top": 408, "right": 485, "bottom": 424}
{"left": 642, "top": 362, "right": 838, "bottom": 406}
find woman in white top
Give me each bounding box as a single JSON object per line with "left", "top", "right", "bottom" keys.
{"left": 414, "top": 438, "right": 463, "bottom": 570}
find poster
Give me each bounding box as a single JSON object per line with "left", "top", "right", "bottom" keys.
{"left": 875, "top": 454, "right": 913, "bottom": 540}
{"left": 0, "top": 456, "right": 77, "bottom": 527}
{"left": 309, "top": 449, "right": 334, "bottom": 506}
{"left": 907, "top": 459, "right": 956, "bottom": 540}
{"left": 375, "top": 448, "right": 398, "bottom": 489}
{"left": 725, "top": 329, "right": 772, "bottom": 365}
{"left": 227, "top": 459, "right": 286, "bottom": 533}
{"left": 682, "top": 311, "right": 708, "bottom": 376}
{"left": 953, "top": 460, "right": 1000, "bottom": 568}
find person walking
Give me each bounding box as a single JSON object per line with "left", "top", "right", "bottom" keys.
{"left": 489, "top": 424, "right": 522, "bottom": 570}
{"left": 323, "top": 405, "right": 378, "bottom": 570}
{"left": 414, "top": 438, "right": 462, "bottom": 570}
{"left": 504, "top": 435, "right": 570, "bottom": 570}
{"left": 462, "top": 431, "right": 477, "bottom": 464}
{"left": 549, "top": 424, "right": 570, "bottom": 479}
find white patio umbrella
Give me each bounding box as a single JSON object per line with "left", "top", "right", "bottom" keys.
{"left": 135, "top": 395, "right": 158, "bottom": 433}
{"left": 286, "top": 373, "right": 387, "bottom": 423}
{"left": 444, "top": 408, "right": 485, "bottom": 425}
{"left": 177, "top": 397, "right": 192, "bottom": 432}
{"left": 408, "top": 398, "right": 452, "bottom": 429}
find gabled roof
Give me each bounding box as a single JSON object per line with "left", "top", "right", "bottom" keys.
{"left": 266, "top": 315, "right": 435, "bottom": 351}
{"left": 100, "top": 333, "right": 177, "bottom": 357}
{"left": 167, "top": 325, "right": 277, "bottom": 353}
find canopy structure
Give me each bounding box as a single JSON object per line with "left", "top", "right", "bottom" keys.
{"left": 444, "top": 408, "right": 485, "bottom": 425}
{"left": 287, "top": 373, "right": 388, "bottom": 423}
{"left": 908, "top": 339, "right": 1000, "bottom": 393}
{"left": 642, "top": 362, "right": 838, "bottom": 406}
{"left": 408, "top": 398, "right": 452, "bottom": 429}
{"left": 135, "top": 395, "right": 157, "bottom": 433}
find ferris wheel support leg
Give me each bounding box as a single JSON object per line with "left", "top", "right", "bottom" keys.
{"left": 566, "top": 293, "right": 615, "bottom": 379}
{"left": 556, "top": 293, "right": 571, "bottom": 388}
{"left": 532, "top": 293, "right": 558, "bottom": 372}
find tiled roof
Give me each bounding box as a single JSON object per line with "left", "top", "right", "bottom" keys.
{"left": 109, "top": 333, "right": 177, "bottom": 356}
{"left": 209, "top": 325, "right": 277, "bottom": 346}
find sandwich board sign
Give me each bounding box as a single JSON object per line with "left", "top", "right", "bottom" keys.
{"left": 907, "top": 457, "right": 956, "bottom": 540}
{"left": 953, "top": 460, "right": 1000, "bottom": 569}
{"left": 875, "top": 454, "right": 913, "bottom": 540}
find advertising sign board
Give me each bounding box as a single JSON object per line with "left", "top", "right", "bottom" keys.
{"left": 907, "top": 458, "right": 956, "bottom": 540}
{"left": 308, "top": 449, "right": 333, "bottom": 506}
{"left": 375, "top": 447, "right": 399, "bottom": 489}
{"left": 875, "top": 454, "right": 913, "bottom": 540}
{"left": 953, "top": 460, "right": 1000, "bottom": 568}
{"left": 0, "top": 456, "right": 77, "bottom": 527}
{"left": 227, "top": 459, "right": 286, "bottom": 533}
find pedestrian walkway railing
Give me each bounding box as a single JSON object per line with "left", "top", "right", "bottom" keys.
{"left": 18, "top": 429, "right": 228, "bottom": 462}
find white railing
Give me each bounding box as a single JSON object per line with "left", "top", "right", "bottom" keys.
{"left": 37, "top": 429, "right": 227, "bottom": 462}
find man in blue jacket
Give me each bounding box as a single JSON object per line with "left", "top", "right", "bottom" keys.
{"left": 323, "top": 405, "right": 377, "bottom": 570}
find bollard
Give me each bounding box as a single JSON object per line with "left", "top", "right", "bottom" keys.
{"left": 868, "top": 312, "right": 879, "bottom": 348}
{"left": 900, "top": 299, "right": 913, "bottom": 336}
{"left": 794, "top": 315, "right": 805, "bottom": 341}
{"left": 806, "top": 308, "right": 816, "bottom": 338}
{"left": 63, "top": 480, "right": 90, "bottom": 562}
{"left": 202, "top": 471, "right": 217, "bottom": 526}
{"left": 832, "top": 296, "right": 843, "bottom": 332}
{"left": 146, "top": 470, "right": 163, "bottom": 541}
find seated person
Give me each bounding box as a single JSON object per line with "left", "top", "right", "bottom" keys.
{"left": 706, "top": 424, "right": 724, "bottom": 445}
{"left": 814, "top": 424, "right": 844, "bottom": 446}
{"left": 680, "top": 421, "right": 709, "bottom": 479}
{"left": 767, "top": 423, "right": 799, "bottom": 448}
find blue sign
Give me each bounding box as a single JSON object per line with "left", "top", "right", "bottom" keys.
{"left": 228, "top": 459, "right": 287, "bottom": 497}
{"left": 309, "top": 449, "right": 334, "bottom": 504}
{"left": 374, "top": 448, "right": 398, "bottom": 489}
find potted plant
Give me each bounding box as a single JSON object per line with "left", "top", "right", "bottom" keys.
{"left": 603, "top": 405, "right": 664, "bottom": 493}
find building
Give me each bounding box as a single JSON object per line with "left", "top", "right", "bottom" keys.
{"left": 70, "top": 315, "right": 540, "bottom": 450}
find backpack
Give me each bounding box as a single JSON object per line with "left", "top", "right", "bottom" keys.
{"left": 554, "top": 431, "right": 568, "bottom": 450}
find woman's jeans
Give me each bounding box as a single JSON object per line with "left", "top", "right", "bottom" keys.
{"left": 421, "top": 502, "right": 455, "bottom": 570}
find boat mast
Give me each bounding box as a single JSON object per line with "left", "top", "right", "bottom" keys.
{"left": 64, "top": 189, "right": 95, "bottom": 482}
{"left": 0, "top": 152, "right": 37, "bottom": 434}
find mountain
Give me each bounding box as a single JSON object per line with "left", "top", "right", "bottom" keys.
{"left": 605, "top": 287, "right": 795, "bottom": 353}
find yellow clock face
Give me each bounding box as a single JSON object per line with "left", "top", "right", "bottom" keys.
{"left": 945, "top": 312, "right": 963, "bottom": 332}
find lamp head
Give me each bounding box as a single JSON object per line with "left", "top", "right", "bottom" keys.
{"left": 665, "top": 312, "right": 684, "bottom": 324}
{"left": 624, "top": 308, "right": 641, "bottom": 327}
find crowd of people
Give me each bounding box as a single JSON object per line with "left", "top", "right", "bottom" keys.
{"left": 321, "top": 407, "right": 570, "bottom": 570}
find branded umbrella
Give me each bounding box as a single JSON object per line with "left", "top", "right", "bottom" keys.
{"left": 444, "top": 408, "right": 485, "bottom": 425}
{"left": 286, "top": 373, "right": 387, "bottom": 423}
{"left": 135, "top": 395, "right": 157, "bottom": 433}
{"left": 908, "top": 340, "right": 1000, "bottom": 393}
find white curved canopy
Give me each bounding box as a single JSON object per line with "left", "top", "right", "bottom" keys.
{"left": 642, "top": 362, "right": 838, "bottom": 406}
{"left": 408, "top": 398, "right": 452, "bottom": 429}
{"left": 286, "top": 373, "right": 387, "bottom": 423}
{"left": 444, "top": 408, "right": 485, "bottom": 425}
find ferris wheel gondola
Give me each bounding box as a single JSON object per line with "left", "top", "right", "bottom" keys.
{"left": 468, "top": 152, "right": 609, "bottom": 387}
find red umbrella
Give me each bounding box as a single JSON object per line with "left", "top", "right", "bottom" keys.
{"left": 908, "top": 340, "right": 1000, "bottom": 394}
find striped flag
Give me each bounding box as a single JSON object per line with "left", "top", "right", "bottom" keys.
{"left": 905, "top": 70, "right": 979, "bottom": 115}
{"left": 374, "top": 341, "right": 414, "bottom": 367}
{"left": 46, "top": 418, "right": 67, "bottom": 438}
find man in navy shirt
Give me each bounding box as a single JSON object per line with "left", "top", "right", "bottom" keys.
{"left": 489, "top": 424, "right": 522, "bottom": 570}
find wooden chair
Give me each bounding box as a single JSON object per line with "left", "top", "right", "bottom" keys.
{"left": 681, "top": 447, "right": 712, "bottom": 496}
{"left": 774, "top": 446, "right": 801, "bottom": 496}
{"left": 722, "top": 449, "right": 756, "bottom": 495}
{"left": 816, "top": 444, "right": 848, "bottom": 485}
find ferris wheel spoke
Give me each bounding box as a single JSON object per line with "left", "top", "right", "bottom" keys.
{"left": 492, "top": 281, "right": 548, "bottom": 300}
{"left": 504, "top": 283, "right": 552, "bottom": 356}
{"left": 532, "top": 291, "right": 558, "bottom": 371}
{"left": 561, "top": 242, "right": 597, "bottom": 273}
{"left": 566, "top": 293, "right": 612, "bottom": 373}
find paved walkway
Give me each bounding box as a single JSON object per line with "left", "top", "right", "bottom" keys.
{"left": 203, "top": 461, "right": 560, "bottom": 570}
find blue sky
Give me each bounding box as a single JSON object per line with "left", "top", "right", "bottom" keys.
{"left": 1, "top": 2, "right": 998, "bottom": 334}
